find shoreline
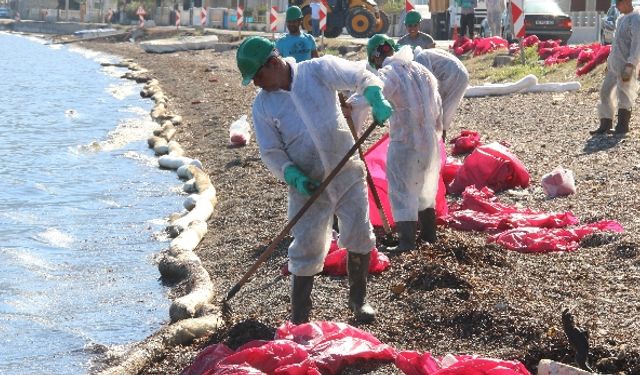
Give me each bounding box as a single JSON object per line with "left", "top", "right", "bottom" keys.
{"left": 78, "top": 34, "right": 640, "bottom": 375}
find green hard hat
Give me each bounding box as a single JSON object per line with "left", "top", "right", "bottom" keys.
{"left": 286, "top": 6, "right": 303, "bottom": 21}
{"left": 405, "top": 10, "right": 422, "bottom": 25}
{"left": 367, "top": 34, "right": 397, "bottom": 60}
{"left": 236, "top": 36, "right": 275, "bottom": 86}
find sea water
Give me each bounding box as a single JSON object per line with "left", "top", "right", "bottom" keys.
{"left": 0, "top": 32, "right": 184, "bottom": 374}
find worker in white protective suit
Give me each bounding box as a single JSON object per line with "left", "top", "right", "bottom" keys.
{"left": 485, "top": 0, "right": 504, "bottom": 37}
{"left": 592, "top": 0, "right": 640, "bottom": 135}
{"left": 367, "top": 34, "right": 443, "bottom": 252}
{"left": 413, "top": 46, "right": 469, "bottom": 141}
{"left": 236, "top": 36, "right": 393, "bottom": 324}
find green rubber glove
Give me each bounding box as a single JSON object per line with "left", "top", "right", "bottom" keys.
{"left": 284, "top": 165, "right": 320, "bottom": 196}
{"left": 363, "top": 86, "right": 393, "bottom": 125}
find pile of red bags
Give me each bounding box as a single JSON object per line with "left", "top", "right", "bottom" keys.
{"left": 509, "top": 35, "right": 611, "bottom": 75}
{"left": 446, "top": 186, "right": 624, "bottom": 253}
{"left": 448, "top": 142, "right": 530, "bottom": 195}
{"left": 182, "top": 321, "right": 532, "bottom": 375}
{"left": 451, "top": 36, "right": 509, "bottom": 57}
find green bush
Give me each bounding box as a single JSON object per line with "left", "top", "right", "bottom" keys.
{"left": 380, "top": 0, "right": 403, "bottom": 15}
{"left": 124, "top": 0, "right": 155, "bottom": 20}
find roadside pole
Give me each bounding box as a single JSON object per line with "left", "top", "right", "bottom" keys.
{"left": 509, "top": 0, "right": 526, "bottom": 64}
{"left": 237, "top": 0, "right": 243, "bottom": 38}
{"left": 319, "top": 0, "right": 327, "bottom": 52}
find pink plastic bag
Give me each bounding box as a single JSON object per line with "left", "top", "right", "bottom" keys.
{"left": 442, "top": 157, "right": 463, "bottom": 188}
{"left": 228, "top": 115, "right": 251, "bottom": 147}
{"left": 276, "top": 321, "right": 397, "bottom": 374}
{"left": 488, "top": 220, "right": 624, "bottom": 253}
{"left": 395, "top": 351, "right": 532, "bottom": 375}
{"left": 449, "top": 142, "right": 530, "bottom": 195}
{"left": 281, "top": 239, "right": 390, "bottom": 276}
{"left": 541, "top": 166, "right": 576, "bottom": 198}
{"left": 364, "top": 133, "right": 448, "bottom": 227}
{"left": 450, "top": 129, "right": 481, "bottom": 155}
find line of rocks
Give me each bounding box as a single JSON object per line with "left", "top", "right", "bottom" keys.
{"left": 96, "top": 59, "right": 223, "bottom": 375}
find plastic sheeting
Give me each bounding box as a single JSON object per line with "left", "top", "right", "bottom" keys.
{"left": 448, "top": 142, "right": 530, "bottom": 195}
{"left": 396, "top": 352, "right": 531, "bottom": 375}
{"left": 446, "top": 186, "right": 624, "bottom": 253}
{"left": 450, "top": 36, "right": 509, "bottom": 57}
{"left": 182, "top": 321, "right": 532, "bottom": 375}
{"left": 363, "top": 133, "right": 448, "bottom": 228}
{"left": 447, "top": 186, "right": 578, "bottom": 232}
{"left": 541, "top": 166, "right": 576, "bottom": 198}
{"left": 449, "top": 129, "right": 482, "bottom": 155}
{"left": 488, "top": 221, "right": 624, "bottom": 253}
{"left": 281, "top": 238, "right": 390, "bottom": 276}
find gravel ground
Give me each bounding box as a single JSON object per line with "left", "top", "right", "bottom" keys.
{"left": 80, "top": 31, "right": 640, "bottom": 375}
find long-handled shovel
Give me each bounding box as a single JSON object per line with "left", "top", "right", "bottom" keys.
{"left": 338, "top": 94, "right": 397, "bottom": 247}
{"left": 223, "top": 121, "right": 381, "bottom": 309}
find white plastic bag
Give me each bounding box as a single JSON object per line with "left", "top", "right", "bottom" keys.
{"left": 229, "top": 115, "right": 251, "bottom": 147}
{"left": 541, "top": 166, "right": 576, "bottom": 198}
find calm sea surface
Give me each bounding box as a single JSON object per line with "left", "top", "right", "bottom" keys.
{"left": 0, "top": 32, "right": 183, "bottom": 374}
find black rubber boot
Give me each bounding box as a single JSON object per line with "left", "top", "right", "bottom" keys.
{"left": 590, "top": 118, "right": 612, "bottom": 134}
{"left": 613, "top": 109, "right": 631, "bottom": 134}
{"left": 291, "top": 275, "right": 314, "bottom": 324}
{"left": 418, "top": 208, "right": 437, "bottom": 243}
{"left": 347, "top": 252, "right": 376, "bottom": 323}
{"left": 385, "top": 221, "right": 417, "bottom": 253}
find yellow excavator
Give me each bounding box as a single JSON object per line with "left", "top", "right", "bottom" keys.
{"left": 290, "top": 0, "right": 390, "bottom": 38}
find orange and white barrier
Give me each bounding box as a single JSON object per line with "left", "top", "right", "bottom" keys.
{"left": 319, "top": 0, "right": 327, "bottom": 32}
{"left": 236, "top": 5, "right": 243, "bottom": 29}
{"left": 405, "top": 0, "right": 414, "bottom": 11}
{"left": 136, "top": 5, "right": 146, "bottom": 28}
{"left": 269, "top": 6, "right": 278, "bottom": 32}
{"left": 510, "top": 0, "right": 525, "bottom": 39}
{"left": 200, "top": 7, "right": 207, "bottom": 28}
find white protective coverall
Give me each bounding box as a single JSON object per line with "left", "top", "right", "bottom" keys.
{"left": 414, "top": 47, "right": 469, "bottom": 134}
{"left": 378, "top": 46, "right": 443, "bottom": 222}
{"left": 252, "top": 56, "right": 381, "bottom": 276}
{"left": 598, "top": 8, "right": 640, "bottom": 119}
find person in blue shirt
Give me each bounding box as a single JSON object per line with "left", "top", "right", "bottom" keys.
{"left": 276, "top": 6, "right": 319, "bottom": 62}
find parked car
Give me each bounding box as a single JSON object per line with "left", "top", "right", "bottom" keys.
{"left": 0, "top": 7, "right": 13, "bottom": 19}
{"left": 501, "top": 0, "right": 572, "bottom": 44}
{"left": 599, "top": 0, "right": 640, "bottom": 45}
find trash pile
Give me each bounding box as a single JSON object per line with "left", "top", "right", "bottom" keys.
{"left": 181, "top": 321, "right": 532, "bottom": 375}
{"left": 450, "top": 35, "right": 611, "bottom": 76}
{"left": 365, "top": 130, "right": 623, "bottom": 254}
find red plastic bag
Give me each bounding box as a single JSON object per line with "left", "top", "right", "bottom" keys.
{"left": 450, "top": 129, "right": 481, "bottom": 155}
{"left": 322, "top": 244, "right": 390, "bottom": 276}
{"left": 282, "top": 239, "right": 390, "bottom": 276}
{"left": 395, "top": 351, "right": 532, "bottom": 375}
{"left": 449, "top": 142, "right": 529, "bottom": 195}
{"left": 446, "top": 187, "right": 578, "bottom": 232}
{"left": 442, "top": 157, "right": 463, "bottom": 188}
{"left": 276, "top": 321, "right": 397, "bottom": 374}
{"left": 488, "top": 220, "right": 624, "bottom": 253}
{"left": 364, "top": 133, "right": 449, "bottom": 227}
{"left": 181, "top": 340, "right": 320, "bottom": 375}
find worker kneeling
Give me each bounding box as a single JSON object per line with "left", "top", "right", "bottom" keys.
{"left": 368, "top": 34, "right": 443, "bottom": 252}
{"left": 236, "top": 36, "right": 393, "bottom": 323}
